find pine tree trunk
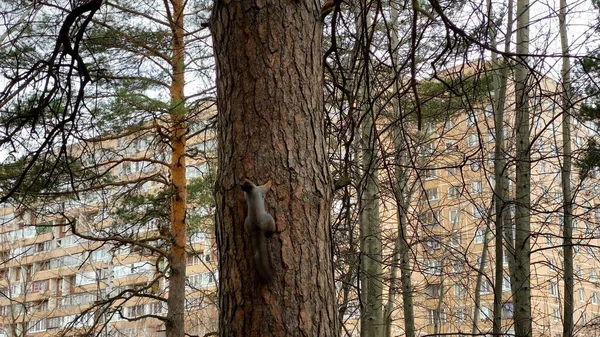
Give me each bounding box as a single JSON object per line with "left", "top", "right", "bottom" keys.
{"left": 166, "top": 1, "right": 187, "bottom": 336}
{"left": 211, "top": 1, "right": 337, "bottom": 336}
{"left": 559, "top": 1, "right": 574, "bottom": 335}
{"left": 513, "top": 0, "right": 532, "bottom": 333}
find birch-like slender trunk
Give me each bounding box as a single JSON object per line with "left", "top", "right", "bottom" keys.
{"left": 383, "top": 3, "right": 415, "bottom": 337}
{"left": 489, "top": 0, "right": 514, "bottom": 333}
{"left": 513, "top": 0, "right": 532, "bottom": 333}
{"left": 354, "top": 3, "right": 383, "bottom": 336}
{"left": 559, "top": 1, "right": 574, "bottom": 335}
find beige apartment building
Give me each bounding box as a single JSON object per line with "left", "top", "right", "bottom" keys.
{"left": 374, "top": 74, "right": 600, "bottom": 337}
{"left": 0, "top": 118, "right": 219, "bottom": 337}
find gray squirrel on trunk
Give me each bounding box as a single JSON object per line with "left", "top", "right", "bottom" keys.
{"left": 241, "top": 179, "right": 276, "bottom": 281}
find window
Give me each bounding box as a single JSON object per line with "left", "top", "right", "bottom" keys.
{"left": 548, "top": 258, "right": 556, "bottom": 272}
{"left": 474, "top": 229, "right": 485, "bottom": 244}
{"left": 426, "top": 283, "right": 441, "bottom": 297}
{"left": 555, "top": 192, "right": 563, "bottom": 203}
{"left": 186, "top": 254, "right": 203, "bottom": 266}
{"left": 46, "top": 316, "right": 64, "bottom": 330}
{"left": 427, "top": 308, "right": 446, "bottom": 325}
{"left": 592, "top": 292, "right": 598, "bottom": 305}
{"left": 454, "top": 283, "right": 466, "bottom": 297}
{"left": 425, "top": 188, "right": 438, "bottom": 202}
{"left": 553, "top": 308, "right": 560, "bottom": 322}
{"left": 479, "top": 280, "right": 491, "bottom": 293}
{"left": 546, "top": 235, "right": 553, "bottom": 247}
{"left": 449, "top": 210, "right": 460, "bottom": 224}
{"left": 550, "top": 282, "right": 558, "bottom": 297}
{"left": 421, "top": 211, "right": 440, "bottom": 226}
{"left": 449, "top": 232, "right": 461, "bottom": 247}
{"left": 470, "top": 160, "right": 481, "bottom": 172}
{"left": 448, "top": 186, "right": 459, "bottom": 199}
{"left": 484, "top": 105, "right": 494, "bottom": 118}
{"left": 452, "top": 260, "right": 464, "bottom": 274}
{"left": 446, "top": 166, "right": 458, "bottom": 175}
{"left": 445, "top": 140, "right": 458, "bottom": 151}
{"left": 467, "top": 134, "right": 478, "bottom": 147}
{"left": 471, "top": 181, "right": 482, "bottom": 194}
{"left": 31, "top": 280, "right": 48, "bottom": 293}
{"left": 455, "top": 308, "right": 466, "bottom": 322}
{"left": 28, "top": 319, "right": 46, "bottom": 333}
{"left": 472, "top": 205, "right": 485, "bottom": 219}
{"left": 425, "top": 238, "right": 441, "bottom": 252}
{"left": 423, "top": 169, "right": 437, "bottom": 180}
{"left": 75, "top": 271, "right": 98, "bottom": 286}
{"left": 424, "top": 260, "right": 442, "bottom": 275}
{"left": 579, "top": 288, "right": 585, "bottom": 302}
{"left": 591, "top": 269, "right": 598, "bottom": 282}
{"left": 502, "top": 302, "right": 514, "bottom": 319}
{"left": 488, "top": 128, "right": 495, "bottom": 142}
{"left": 466, "top": 111, "right": 477, "bottom": 126}
{"left": 479, "top": 306, "right": 492, "bottom": 321}
{"left": 126, "top": 304, "right": 146, "bottom": 318}
{"left": 503, "top": 125, "right": 510, "bottom": 139}
{"left": 186, "top": 272, "right": 216, "bottom": 289}
{"left": 420, "top": 143, "right": 434, "bottom": 156}
{"left": 91, "top": 249, "right": 108, "bottom": 262}
{"left": 503, "top": 276, "right": 511, "bottom": 292}
{"left": 444, "top": 118, "right": 455, "bottom": 130}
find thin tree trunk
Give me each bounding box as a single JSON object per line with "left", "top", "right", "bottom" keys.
{"left": 358, "top": 78, "right": 383, "bottom": 337}
{"left": 166, "top": 1, "right": 187, "bottom": 336}
{"left": 513, "top": 0, "right": 532, "bottom": 333}
{"left": 472, "top": 211, "right": 493, "bottom": 334}
{"left": 211, "top": 1, "right": 337, "bottom": 336}
{"left": 489, "top": 0, "right": 514, "bottom": 333}
{"left": 354, "top": 2, "right": 383, "bottom": 335}
{"left": 559, "top": 1, "right": 574, "bottom": 335}
{"left": 383, "top": 4, "right": 415, "bottom": 337}
{"left": 384, "top": 142, "right": 414, "bottom": 337}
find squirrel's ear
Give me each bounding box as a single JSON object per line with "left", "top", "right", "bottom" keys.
{"left": 262, "top": 179, "right": 272, "bottom": 191}
{"left": 241, "top": 179, "right": 256, "bottom": 192}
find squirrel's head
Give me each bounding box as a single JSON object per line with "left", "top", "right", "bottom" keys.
{"left": 241, "top": 178, "right": 272, "bottom": 196}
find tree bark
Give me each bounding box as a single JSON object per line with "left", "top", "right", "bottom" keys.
{"left": 166, "top": 1, "right": 187, "bottom": 337}
{"left": 489, "top": 0, "right": 514, "bottom": 333}
{"left": 513, "top": 0, "right": 532, "bottom": 334}
{"left": 559, "top": 1, "right": 574, "bottom": 336}
{"left": 211, "top": 1, "right": 337, "bottom": 336}
{"left": 383, "top": 5, "right": 415, "bottom": 334}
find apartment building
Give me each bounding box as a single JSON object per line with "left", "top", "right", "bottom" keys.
{"left": 0, "top": 117, "right": 218, "bottom": 337}
{"left": 377, "top": 74, "right": 600, "bottom": 337}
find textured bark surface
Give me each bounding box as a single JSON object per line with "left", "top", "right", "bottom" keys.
{"left": 559, "top": 2, "right": 574, "bottom": 335}
{"left": 490, "top": 0, "right": 512, "bottom": 332}
{"left": 513, "top": 0, "right": 532, "bottom": 334}
{"left": 359, "top": 112, "right": 383, "bottom": 337}
{"left": 166, "top": 1, "right": 187, "bottom": 337}
{"left": 211, "top": 1, "right": 336, "bottom": 336}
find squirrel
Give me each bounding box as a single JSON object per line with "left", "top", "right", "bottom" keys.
{"left": 241, "top": 179, "right": 276, "bottom": 282}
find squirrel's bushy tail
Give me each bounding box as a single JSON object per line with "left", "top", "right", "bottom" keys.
{"left": 254, "top": 234, "right": 275, "bottom": 282}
